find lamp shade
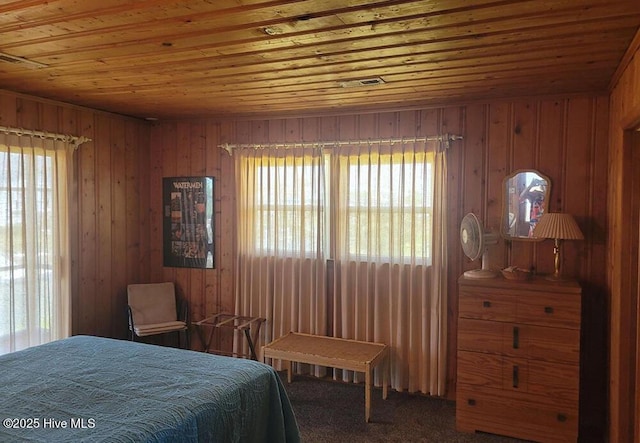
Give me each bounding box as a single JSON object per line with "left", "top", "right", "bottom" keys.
{"left": 532, "top": 213, "right": 584, "bottom": 240}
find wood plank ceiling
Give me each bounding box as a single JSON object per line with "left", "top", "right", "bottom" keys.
{"left": 1, "top": 0, "right": 639, "bottom": 119}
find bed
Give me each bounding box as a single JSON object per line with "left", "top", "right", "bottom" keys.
{"left": 0, "top": 335, "right": 300, "bottom": 442}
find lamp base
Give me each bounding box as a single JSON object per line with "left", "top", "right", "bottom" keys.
{"left": 544, "top": 273, "right": 571, "bottom": 282}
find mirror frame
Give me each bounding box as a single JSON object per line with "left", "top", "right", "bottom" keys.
{"left": 501, "top": 169, "right": 551, "bottom": 241}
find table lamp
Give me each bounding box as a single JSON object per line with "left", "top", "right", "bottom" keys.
{"left": 532, "top": 212, "right": 584, "bottom": 281}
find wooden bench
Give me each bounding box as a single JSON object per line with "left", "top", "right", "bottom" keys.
{"left": 262, "top": 332, "right": 389, "bottom": 422}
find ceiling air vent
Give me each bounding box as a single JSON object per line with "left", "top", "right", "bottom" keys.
{"left": 0, "top": 52, "right": 48, "bottom": 69}
{"left": 340, "top": 77, "right": 386, "bottom": 88}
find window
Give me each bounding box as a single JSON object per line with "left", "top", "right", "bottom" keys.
{"left": 342, "top": 151, "right": 434, "bottom": 263}
{"left": 240, "top": 148, "right": 435, "bottom": 265}
{"left": 0, "top": 137, "right": 72, "bottom": 355}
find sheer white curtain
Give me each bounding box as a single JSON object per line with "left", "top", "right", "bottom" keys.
{"left": 330, "top": 141, "right": 448, "bottom": 395}
{"left": 0, "top": 133, "right": 74, "bottom": 354}
{"left": 235, "top": 148, "right": 327, "bottom": 363}
{"left": 235, "top": 140, "right": 448, "bottom": 394}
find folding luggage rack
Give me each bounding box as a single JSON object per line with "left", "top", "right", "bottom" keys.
{"left": 194, "top": 313, "right": 265, "bottom": 360}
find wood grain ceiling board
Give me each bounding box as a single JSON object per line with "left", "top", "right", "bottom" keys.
{"left": 0, "top": 0, "right": 638, "bottom": 119}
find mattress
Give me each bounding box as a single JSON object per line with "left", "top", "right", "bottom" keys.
{"left": 0, "top": 335, "right": 300, "bottom": 442}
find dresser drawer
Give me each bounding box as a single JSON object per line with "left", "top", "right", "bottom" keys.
{"left": 457, "top": 350, "right": 505, "bottom": 389}
{"left": 516, "top": 324, "right": 580, "bottom": 364}
{"left": 456, "top": 387, "right": 578, "bottom": 442}
{"left": 457, "top": 318, "right": 505, "bottom": 354}
{"left": 459, "top": 319, "right": 580, "bottom": 364}
{"left": 459, "top": 292, "right": 515, "bottom": 321}
{"left": 458, "top": 351, "right": 579, "bottom": 403}
{"left": 517, "top": 293, "right": 581, "bottom": 329}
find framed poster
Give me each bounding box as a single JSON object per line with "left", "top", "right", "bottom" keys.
{"left": 163, "top": 176, "right": 215, "bottom": 269}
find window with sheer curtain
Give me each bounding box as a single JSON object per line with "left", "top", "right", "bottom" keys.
{"left": 0, "top": 132, "right": 74, "bottom": 355}
{"left": 235, "top": 141, "right": 448, "bottom": 395}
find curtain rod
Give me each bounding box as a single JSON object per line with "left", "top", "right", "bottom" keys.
{"left": 218, "top": 134, "right": 463, "bottom": 156}
{"left": 0, "top": 125, "right": 92, "bottom": 148}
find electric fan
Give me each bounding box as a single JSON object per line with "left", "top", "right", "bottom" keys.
{"left": 460, "top": 213, "right": 498, "bottom": 278}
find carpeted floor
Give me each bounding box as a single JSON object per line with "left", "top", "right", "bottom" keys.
{"left": 280, "top": 374, "right": 529, "bottom": 443}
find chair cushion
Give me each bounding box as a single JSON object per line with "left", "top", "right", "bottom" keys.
{"left": 134, "top": 321, "right": 187, "bottom": 337}
{"left": 128, "top": 282, "right": 179, "bottom": 326}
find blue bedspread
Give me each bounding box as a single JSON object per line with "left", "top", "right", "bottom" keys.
{"left": 0, "top": 335, "right": 300, "bottom": 442}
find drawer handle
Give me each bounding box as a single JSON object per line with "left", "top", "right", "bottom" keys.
{"left": 467, "top": 399, "right": 476, "bottom": 406}
{"left": 544, "top": 306, "right": 554, "bottom": 314}
{"left": 512, "top": 365, "right": 519, "bottom": 388}
{"left": 557, "top": 413, "right": 567, "bottom": 422}
{"left": 512, "top": 326, "right": 519, "bottom": 349}
{"left": 482, "top": 301, "right": 491, "bottom": 308}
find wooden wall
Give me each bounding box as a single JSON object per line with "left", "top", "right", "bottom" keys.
{"left": 0, "top": 88, "right": 610, "bottom": 440}
{"left": 608, "top": 33, "right": 640, "bottom": 443}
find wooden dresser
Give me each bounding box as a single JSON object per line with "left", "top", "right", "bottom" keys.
{"left": 456, "top": 275, "right": 582, "bottom": 442}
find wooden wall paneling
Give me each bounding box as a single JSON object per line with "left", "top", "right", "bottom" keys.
{"left": 16, "top": 98, "right": 39, "bottom": 129}
{"left": 160, "top": 122, "right": 178, "bottom": 285}
{"left": 76, "top": 112, "right": 97, "bottom": 335}
{"left": 564, "top": 97, "right": 609, "bottom": 440}
{"left": 147, "top": 123, "right": 164, "bottom": 283}
{"left": 377, "top": 110, "right": 396, "bottom": 138}
{"left": 509, "top": 101, "right": 537, "bottom": 268}
{"left": 319, "top": 115, "right": 338, "bottom": 140}
{"left": 357, "top": 113, "right": 376, "bottom": 142}
{"left": 124, "top": 121, "right": 140, "bottom": 287}
{"left": 535, "top": 99, "right": 565, "bottom": 275}
{"left": 396, "top": 110, "right": 419, "bottom": 146}
{"left": 38, "top": 102, "right": 58, "bottom": 132}
{"left": 337, "top": 114, "right": 358, "bottom": 142}
{"left": 588, "top": 96, "right": 610, "bottom": 287}
{"left": 536, "top": 100, "right": 564, "bottom": 202}
{"left": 0, "top": 93, "right": 18, "bottom": 126}
{"left": 563, "top": 98, "right": 593, "bottom": 279}
{"left": 109, "top": 119, "right": 127, "bottom": 339}
{"left": 136, "top": 122, "right": 151, "bottom": 284}
{"left": 459, "top": 104, "right": 485, "bottom": 275}
{"left": 95, "top": 114, "right": 113, "bottom": 338}
{"left": 486, "top": 103, "right": 512, "bottom": 266}
{"left": 483, "top": 104, "right": 509, "bottom": 271}
{"left": 581, "top": 99, "right": 610, "bottom": 440}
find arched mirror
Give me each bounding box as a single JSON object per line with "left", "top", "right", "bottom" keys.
{"left": 501, "top": 169, "right": 551, "bottom": 240}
